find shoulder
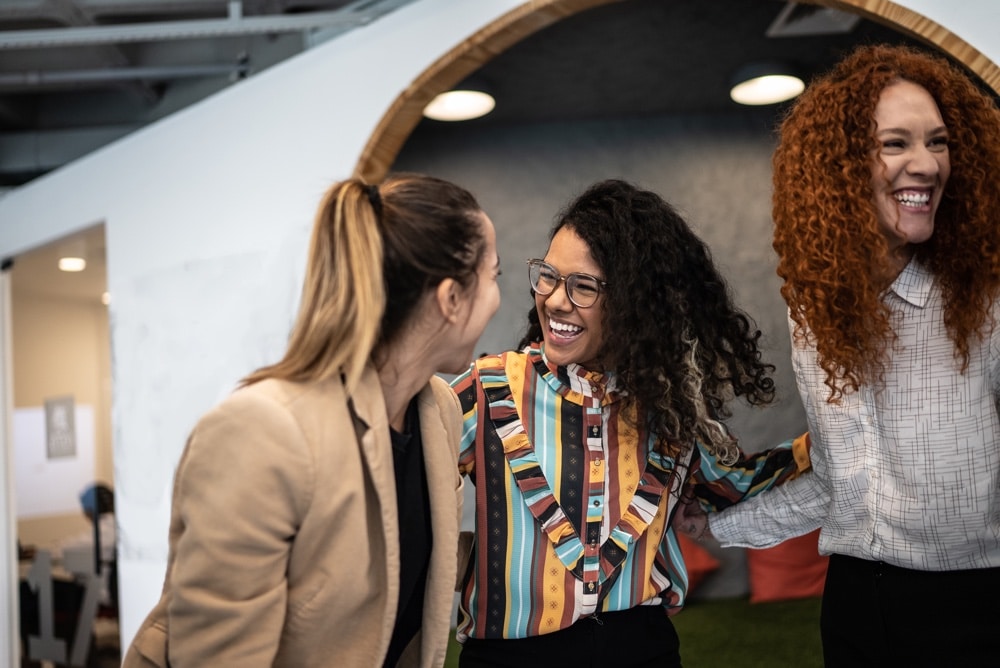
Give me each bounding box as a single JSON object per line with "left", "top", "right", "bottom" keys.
{"left": 214, "top": 377, "right": 346, "bottom": 418}
{"left": 189, "top": 377, "right": 349, "bottom": 458}
{"left": 450, "top": 350, "right": 521, "bottom": 388}
{"left": 477, "top": 349, "right": 527, "bottom": 379}
{"left": 428, "top": 374, "right": 461, "bottom": 413}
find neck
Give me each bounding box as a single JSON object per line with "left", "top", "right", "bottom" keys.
{"left": 377, "top": 342, "right": 438, "bottom": 432}
{"left": 880, "top": 244, "right": 914, "bottom": 285}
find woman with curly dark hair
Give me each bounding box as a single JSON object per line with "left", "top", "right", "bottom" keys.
{"left": 450, "top": 179, "right": 808, "bottom": 667}
{"left": 699, "top": 44, "right": 1000, "bottom": 666}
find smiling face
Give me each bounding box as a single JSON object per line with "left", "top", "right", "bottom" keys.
{"left": 535, "top": 226, "right": 605, "bottom": 370}
{"left": 870, "top": 79, "right": 950, "bottom": 275}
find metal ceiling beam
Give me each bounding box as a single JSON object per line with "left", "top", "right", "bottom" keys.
{"left": 0, "top": 62, "right": 248, "bottom": 88}
{"left": 46, "top": 0, "right": 163, "bottom": 104}
{"left": 0, "top": 0, "right": 412, "bottom": 49}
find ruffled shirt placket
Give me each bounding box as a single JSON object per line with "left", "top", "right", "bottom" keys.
{"left": 488, "top": 350, "right": 674, "bottom": 614}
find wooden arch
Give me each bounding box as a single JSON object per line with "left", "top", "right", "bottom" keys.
{"left": 354, "top": 0, "right": 1000, "bottom": 182}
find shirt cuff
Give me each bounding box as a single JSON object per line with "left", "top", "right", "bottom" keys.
{"left": 792, "top": 432, "right": 811, "bottom": 473}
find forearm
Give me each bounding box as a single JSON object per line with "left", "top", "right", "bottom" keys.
{"left": 708, "top": 471, "right": 827, "bottom": 549}
{"left": 693, "top": 433, "right": 807, "bottom": 512}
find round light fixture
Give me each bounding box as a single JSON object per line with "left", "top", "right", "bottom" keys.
{"left": 58, "top": 256, "right": 86, "bottom": 272}
{"left": 730, "top": 63, "right": 805, "bottom": 106}
{"left": 423, "top": 89, "right": 496, "bottom": 121}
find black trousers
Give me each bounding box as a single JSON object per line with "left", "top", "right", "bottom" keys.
{"left": 822, "top": 553, "right": 1000, "bottom": 668}
{"left": 459, "top": 605, "right": 681, "bottom": 668}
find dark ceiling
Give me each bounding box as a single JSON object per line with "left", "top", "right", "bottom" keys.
{"left": 0, "top": 0, "right": 978, "bottom": 188}
{"left": 447, "top": 0, "right": 934, "bottom": 125}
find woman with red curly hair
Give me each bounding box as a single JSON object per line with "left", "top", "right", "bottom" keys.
{"left": 700, "top": 44, "right": 1000, "bottom": 666}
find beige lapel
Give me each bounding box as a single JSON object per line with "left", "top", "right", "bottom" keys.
{"left": 416, "top": 377, "right": 460, "bottom": 667}
{"left": 347, "top": 365, "right": 400, "bottom": 661}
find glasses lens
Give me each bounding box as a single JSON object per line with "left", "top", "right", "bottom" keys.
{"left": 529, "top": 261, "right": 558, "bottom": 295}
{"left": 567, "top": 275, "right": 600, "bottom": 308}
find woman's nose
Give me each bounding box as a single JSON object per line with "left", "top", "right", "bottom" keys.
{"left": 907, "top": 145, "right": 942, "bottom": 176}
{"left": 544, "top": 279, "right": 573, "bottom": 310}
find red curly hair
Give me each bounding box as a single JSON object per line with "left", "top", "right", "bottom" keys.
{"left": 772, "top": 43, "right": 1000, "bottom": 400}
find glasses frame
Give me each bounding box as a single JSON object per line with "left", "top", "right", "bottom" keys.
{"left": 526, "top": 259, "right": 608, "bottom": 309}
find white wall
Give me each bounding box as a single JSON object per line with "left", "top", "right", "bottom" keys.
{"left": 0, "top": 0, "right": 525, "bottom": 650}
{"left": 0, "top": 0, "right": 997, "bottom": 654}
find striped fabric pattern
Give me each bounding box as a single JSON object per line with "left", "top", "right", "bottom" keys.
{"left": 452, "top": 344, "right": 802, "bottom": 640}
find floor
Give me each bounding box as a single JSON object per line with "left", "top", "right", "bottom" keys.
{"left": 92, "top": 618, "right": 121, "bottom": 668}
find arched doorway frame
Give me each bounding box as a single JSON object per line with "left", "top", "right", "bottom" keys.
{"left": 354, "top": 0, "right": 1000, "bottom": 182}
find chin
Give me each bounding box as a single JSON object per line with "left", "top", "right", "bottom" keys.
{"left": 541, "top": 343, "right": 577, "bottom": 368}
{"left": 440, "top": 356, "right": 473, "bottom": 376}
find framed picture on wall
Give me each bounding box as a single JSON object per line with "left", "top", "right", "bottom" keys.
{"left": 44, "top": 395, "right": 76, "bottom": 459}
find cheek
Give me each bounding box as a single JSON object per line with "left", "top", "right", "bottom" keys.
{"left": 489, "top": 283, "right": 501, "bottom": 315}
{"left": 939, "top": 158, "right": 951, "bottom": 184}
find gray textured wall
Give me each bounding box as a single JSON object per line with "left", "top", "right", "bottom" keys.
{"left": 394, "top": 110, "right": 809, "bottom": 598}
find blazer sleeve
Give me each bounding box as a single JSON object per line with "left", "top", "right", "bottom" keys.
{"left": 166, "top": 387, "right": 313, "bottom": 666}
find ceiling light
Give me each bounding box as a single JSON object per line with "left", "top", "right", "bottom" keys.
{"left": 730, "top": 62, "right": 805, "bottom": 106}
{"left": 58, "top": 256, "right": 86, "bottom": 272}
{"left": 423, "top": 89, "right": 495, "bottom": 121}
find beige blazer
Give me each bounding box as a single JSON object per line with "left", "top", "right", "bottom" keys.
{"left": 124, "top": 366, "right": 464, "bottom": 667}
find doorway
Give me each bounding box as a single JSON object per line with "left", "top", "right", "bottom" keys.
{"left": 11, "top": 223, "right": 118, "bottom": 666}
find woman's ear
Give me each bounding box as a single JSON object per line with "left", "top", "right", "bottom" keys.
{"left": 435, "top": 278, "right": 462, "bottom": 323}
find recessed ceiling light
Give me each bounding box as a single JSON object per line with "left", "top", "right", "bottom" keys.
{"left": 730, "top": 63, "right": 805, "bottom": 106}
{"left": 58, "top": 257, "right": 86, "bottom": 272}
{"left": 423, "top": 89, "right": 496, "bottom": 121}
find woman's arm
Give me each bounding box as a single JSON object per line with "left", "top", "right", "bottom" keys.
{"left": 687, "top": 432, "right": 810, "bottom": 512}
{"left": 166, "top": 390, "right": 310, "bottom": 665}
{"left": 708, "top": 470, "right": 827, "bottom": 548}
{"left": 450, "top": 363, "right": 481, "bottom": 477}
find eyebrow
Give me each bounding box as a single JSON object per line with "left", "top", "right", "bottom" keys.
{"left": 875, "top": 125, "right": 948, "bottom": 136}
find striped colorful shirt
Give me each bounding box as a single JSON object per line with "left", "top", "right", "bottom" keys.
{"left": 451, "top": 344, "right": 803, "bottom": 641}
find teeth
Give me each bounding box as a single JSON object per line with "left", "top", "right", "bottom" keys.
{"left": 549, "top": 318, "right": 582, "bottom": 334}
{"left": 895, "top": 191, "right": 930, "bottom": 206}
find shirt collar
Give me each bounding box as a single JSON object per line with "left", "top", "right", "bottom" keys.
{"left": 528, "top": 343, "right": 621, "bottom": 406}
{"left": 889, "top": 257, "right": 933, "bottom": 309}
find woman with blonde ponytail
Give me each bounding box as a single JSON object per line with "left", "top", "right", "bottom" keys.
{"left": 125, "top": 173, "right": 501, "bottom": 668}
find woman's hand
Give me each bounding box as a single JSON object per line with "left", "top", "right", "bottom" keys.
{"left": 673, "top": 489, "right": 711, "bottom": 542}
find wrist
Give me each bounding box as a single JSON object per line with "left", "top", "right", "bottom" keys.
{"left": 696, "top": 517, "right": 710, "bottom": 542}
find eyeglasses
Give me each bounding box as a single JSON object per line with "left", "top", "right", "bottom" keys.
{"left": 526, "top": 259, "right": 607, "bottom": 309}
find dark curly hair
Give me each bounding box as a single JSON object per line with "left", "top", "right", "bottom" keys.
{"left": 772, "top": 44, "right": 1000, "bottom": 400}
{"left": 519, "top": 179, "right": 775, "bottom": 462}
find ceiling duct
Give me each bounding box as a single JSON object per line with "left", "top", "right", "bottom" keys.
{"left": 0, "top": 0, "right": 416, "bottom": 49}
{"left": 0, "top": 63, "right": 249, "bottom": 88}
{"left": 766, "top": 2, "right": 860, "bottom": 37}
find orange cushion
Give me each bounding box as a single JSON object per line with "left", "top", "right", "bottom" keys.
{"left": 746, "top": 528, "right": 828, "bottom": 603}
{"left": 677, "top": 533, "right": 721, "bottom": 592}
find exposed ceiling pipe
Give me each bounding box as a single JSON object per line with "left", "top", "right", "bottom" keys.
{"left": 0, "top": 0, "right": 414, "bottom": 49}
{"left": 0, "top": 62, "right": 250, "bottom": 87}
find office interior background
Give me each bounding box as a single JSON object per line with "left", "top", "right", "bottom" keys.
{"left": 1, "top": 0, "right": 998, "bottom": 662}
